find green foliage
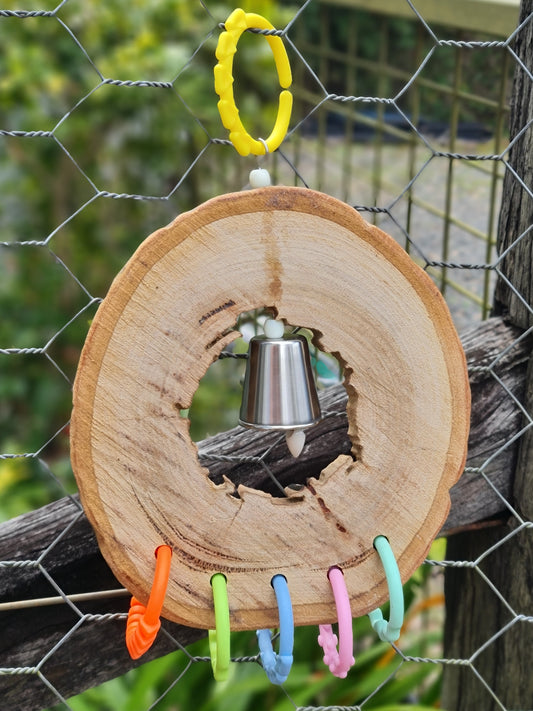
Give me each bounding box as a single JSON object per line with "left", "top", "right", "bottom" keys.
{"left": 0, "top": 0, "right": 294, "bottom": 518}
{"left": 0, "top": 454, "right": 73, "bottom": 520}
{"left": 4, "top": 5, "right": 447, "bottom": 709}
{"left": 63, "top": 565, "right": 444, "bottom": 710}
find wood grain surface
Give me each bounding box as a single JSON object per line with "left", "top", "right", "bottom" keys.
{"left": 2, "top": 316, "right": 527, "bottom": 711}
{"left": 70, "top": 186, "right": 470, "bottom": 630}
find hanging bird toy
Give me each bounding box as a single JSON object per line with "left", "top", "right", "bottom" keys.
{"left": 70, "top": 7, "right": 470, "bottom": 684}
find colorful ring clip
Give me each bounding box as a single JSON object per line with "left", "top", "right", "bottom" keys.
{"left": 209, "top": 573, "right": 231, "bottom": 681}
{"left": 368, "top": 535, "right": 404, "bottom": 643}
{"left": 318, "top": 566, "right": 355, "bottom": 679}
{"left": 214, "top": 7, "right": 293, "bottom": 156}
{"left": 256, "top": 574, "right": 294, "bottom": 685}
{"left": 126, "top": 544, "right": 172, "bottom": 659}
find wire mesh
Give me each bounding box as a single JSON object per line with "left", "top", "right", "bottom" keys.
{"left": 1, "top": 0, "right": 532, "bottom": 709}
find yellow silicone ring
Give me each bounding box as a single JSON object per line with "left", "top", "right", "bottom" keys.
{"left": 214, "top": 8, "right": 293, "bottom": 156}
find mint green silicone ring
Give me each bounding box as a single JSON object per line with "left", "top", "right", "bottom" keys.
{"left": 209, "top": 573, "right": 231, "bottom": 681}
{"left": 368, "top": 536, "right": 404, "bottom": 643}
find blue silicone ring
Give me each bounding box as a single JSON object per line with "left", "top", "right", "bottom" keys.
{"left": 256, "top": 574, "right": 294, "bottom": 684}
{"left": 368, "top": 535, "right": 404, "bottom": 643}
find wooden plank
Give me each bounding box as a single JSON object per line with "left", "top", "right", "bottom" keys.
{"left": 0, "top": 497, "right": 206, "bottom": 711}
{"left": 316, "top": 0, "right": 520, "bottom": 37}
{"left": 204, "top": 316, "right": 529, "bottom": 538}
{"left": 0, "top": 314, "right": 529, "bottom": 710}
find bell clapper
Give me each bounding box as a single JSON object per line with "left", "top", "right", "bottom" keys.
{"left": 286, "top": 429, "right": 306, "bottom": 458}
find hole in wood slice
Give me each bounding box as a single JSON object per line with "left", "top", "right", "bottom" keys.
{"left": 188, "top": 309, "right": 354, "bottom": 497}
{"left": 70, "top": 186, "right": 469, "bottom": 628}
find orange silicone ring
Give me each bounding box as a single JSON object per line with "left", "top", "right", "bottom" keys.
{"left": 126, "top": 544, "right": 172, "bottom": 659}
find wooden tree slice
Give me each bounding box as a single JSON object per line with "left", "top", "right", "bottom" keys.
{"left": 70, "top": 186, "right": 470, "bottom": 631}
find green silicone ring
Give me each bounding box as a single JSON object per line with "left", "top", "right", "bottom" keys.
{"left": 368, "top": 536, "right": 404, "bottom": 643}
{"left": 209, "top": 573, "right": 231, "bottom": 681}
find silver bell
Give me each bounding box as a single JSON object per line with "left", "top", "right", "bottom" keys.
{"left": 239, "top": 319, "right": 321, "bottom": 457}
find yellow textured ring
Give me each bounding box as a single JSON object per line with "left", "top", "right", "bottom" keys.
{"left": 214, "top": 8, "right": 293, "bottom": 156}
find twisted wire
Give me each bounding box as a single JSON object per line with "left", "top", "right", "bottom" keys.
{"left": 0, "top": 130, "right": 53, "bottom": 138}
{"left": 0, "top": 1, "right": 532, "bottom": 709}
{"left": 0, "top": 10, "right": 54, "bottom": 17}
{"left": 101, "top": 78, "right": 173, "bottom": 89}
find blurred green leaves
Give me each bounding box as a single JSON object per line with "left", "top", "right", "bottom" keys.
{"left": 65, "top": 563, "right": 445, "bottom": 710}
{"left": 3, "top": 5, "right": 447, "bottom": 709}
{"left": 0, "top": 0, "right": 294, "bottom": 518}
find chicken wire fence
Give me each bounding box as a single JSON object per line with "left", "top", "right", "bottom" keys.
{"left": 1, "top": 0, "right": 532, "bottom": 709}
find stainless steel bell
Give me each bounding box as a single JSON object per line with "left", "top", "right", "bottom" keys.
{"left": 239, "top": 319, "right": 321, "bottom": 457}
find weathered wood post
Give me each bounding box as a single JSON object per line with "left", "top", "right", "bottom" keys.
{"left": 442, "top": 2, "right": 533, "bottom": 708}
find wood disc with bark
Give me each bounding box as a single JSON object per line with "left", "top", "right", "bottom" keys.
{"left": 70, "top": 186, "right": 470, "bottom": 630}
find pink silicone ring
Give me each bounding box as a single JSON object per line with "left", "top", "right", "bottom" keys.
{"left": 317, "top": 566, "right": 355, "bottom": 678}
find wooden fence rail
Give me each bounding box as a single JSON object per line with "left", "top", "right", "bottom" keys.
{"left": 0, "top": 314, "right": 530, "bottom": 710}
